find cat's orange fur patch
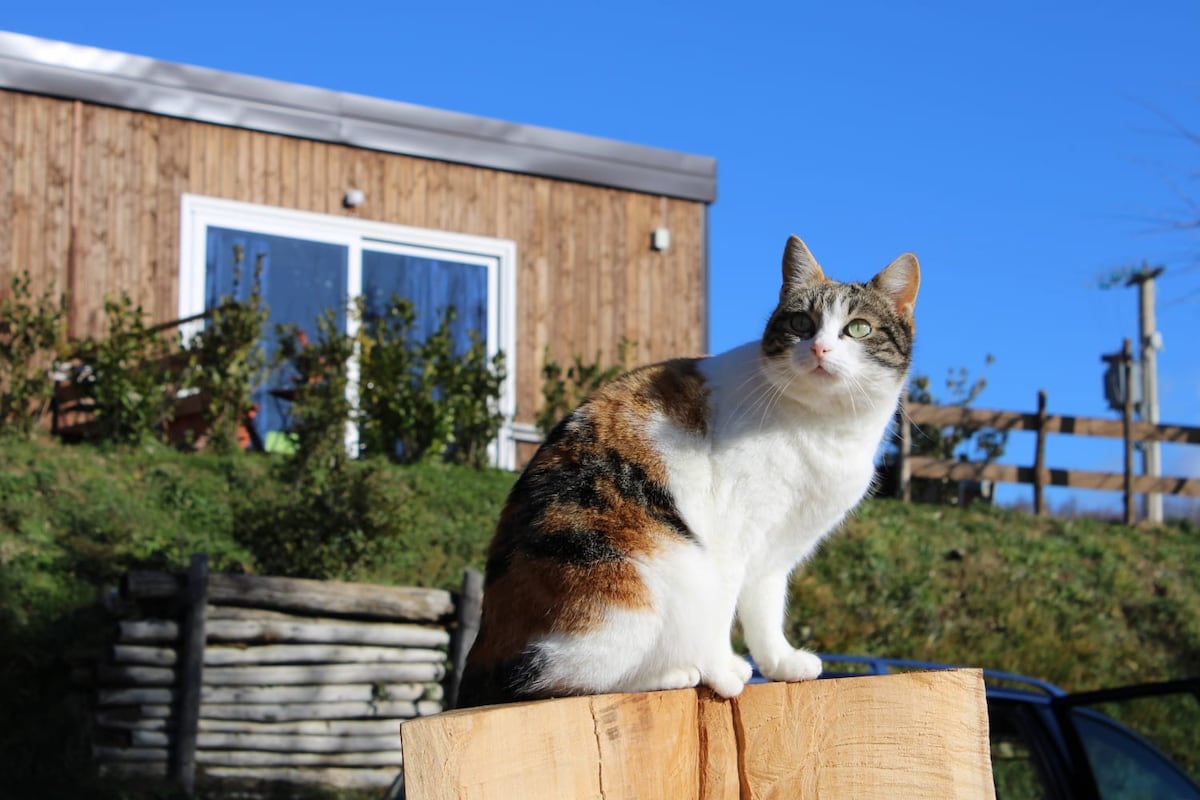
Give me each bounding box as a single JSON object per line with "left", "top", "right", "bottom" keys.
{"left": 464, "top": 358, "right": 709, "bottom": 682}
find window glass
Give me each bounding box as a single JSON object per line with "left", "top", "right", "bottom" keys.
{"left": 206, "top": 226, "right": 348, "bottom": 445}
{"left": 362, "top": 250, "right": 488, "bottom": 348}
{"left": 1070, "top": 692, "right": 1200, "bottom": 800}
{"left": 988, "top": 702, "right": 1052, "bottom": 800}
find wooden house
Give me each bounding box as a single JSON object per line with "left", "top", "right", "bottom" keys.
{"left": 0, "top": 31, "right": 716, "bottom": 467}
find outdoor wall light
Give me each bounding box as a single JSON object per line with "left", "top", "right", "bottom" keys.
{"left": 651, "top": 227, "right": 671, "bottom": 251}
{"left": 343, "top": 189, "right": 366, "bottom": 208}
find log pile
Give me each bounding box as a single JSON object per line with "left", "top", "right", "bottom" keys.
{"left": 92, "top": 561, "right": 454, "bottom": 792}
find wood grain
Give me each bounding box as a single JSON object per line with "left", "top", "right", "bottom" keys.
{"left": 401, "top": 670, "right": 994, "bottom": 800}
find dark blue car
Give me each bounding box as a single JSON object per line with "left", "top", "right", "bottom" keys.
{"left": 787, "top": 655, "right": 1200, "bottom": 800}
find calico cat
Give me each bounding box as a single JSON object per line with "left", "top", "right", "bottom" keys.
{"left": 457, "top": 235, "right": 919, "bottom": 708}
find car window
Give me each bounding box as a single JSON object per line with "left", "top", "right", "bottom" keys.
{"left": 1070, "top": 706, "right": 1200, "bottom": 800}
{"left": 989, "top": 701, "right": 1054, "bottom": 800}
{"left": 1070, "top": 686, "right": 1200, "bottom": 789}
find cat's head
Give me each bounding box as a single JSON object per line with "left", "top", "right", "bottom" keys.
{"left": 760, "top": 235, "right": 919, "bottom": 413}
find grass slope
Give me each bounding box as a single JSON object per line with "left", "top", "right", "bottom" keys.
{"left": 1, "top": 437, "right": 1196, "bottom": 796}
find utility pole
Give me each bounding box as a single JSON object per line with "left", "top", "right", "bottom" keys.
{"left": 1126, "top": 265, "right": 1165, "bottom": 524}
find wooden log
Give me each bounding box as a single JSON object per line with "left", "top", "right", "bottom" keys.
{"left": 97, "top": 665, "right": 176, "bottom": 686}
{"left": 199, "top": 766, "right": 399, "bottom": 789}
{"left": 447, "top": 567, "right": 483, "bottom": 709}
{"left": 202, "top": 662, "right": 444, "bottom": 686}
{"left": 400, "top": 670, "right": 994, "bottom": 800}
{"left": 93, "top": 746, "right": 168, "bottom": 763}
{"left": 172, "top": 552, "right": 208, "bottom": 796}
{"left": 197, "top": 700, "right": 442, "bottom": 722}
{"left": 135, "top": 729, "right": 402, "bottom": 753}
{"left": 205, "top": 618, "right": 449, "bottom": 648}
{"left": 203, "top": 682, "right": 440, "bottom": 704}
{"left": 96, "top": 712, "right": 169, "bottom": 731}
{"left": 198, "top": 718, "right": 406, "bottom": 736}
{"left": 125, "top": 571, "right": 454, "bottom": 621}
{"left": 98, "top": 761, "right": 168, "bottom": 778}
{"left": 112, "top": 644, "right": 177, "bottom": 666}
{"left": 203, "top": 644, "right": 446, "bottom": 666}
{"left": 197, "top": 750, "right": 403, "bottom": 768}
{"left": 117, "top": 619, "right": 178, "bottom": 643}
{"left": 101, "top": 682, "right": 439, "bottom": 707}
{"left": 98, "top": 687, "right": 173, "bottom": 705}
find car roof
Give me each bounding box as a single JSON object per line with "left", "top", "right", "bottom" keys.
{"left": 815, "top": 654, "right": 1067, "bottom": 703}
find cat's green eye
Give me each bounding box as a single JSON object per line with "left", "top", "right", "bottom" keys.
{"left": 844, "top": 319, "right": 872, "bottom": 339}
{"left": 785, "top": 312, "right": 816, "bottom": 339}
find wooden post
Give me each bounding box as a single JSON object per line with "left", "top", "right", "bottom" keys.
{"left": 170, "top": 553, "right": 208, "bottom": 795}
{"left": 401, "top": 670, "right": 995, "bottom": 800}
{"left": 1122, "top": 339, "right": 1135, "bottom": 527}
{"left": 446, "top": 567, "right": 484, "bottom": 709}
{"left": 1033, "top": 390, "right": 1047, "bottom": 516}
{"left": 898, "top": 394, "right": 912, "bottom": 503}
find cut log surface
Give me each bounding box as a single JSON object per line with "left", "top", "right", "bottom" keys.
{"left": 203, "top": 644, "right": 446, "bottom": 666}
{"left": 400, "top": 670, "right": 995, "bottom": 800}
{"left": 206, "top": 618, "right": 449, "bottom": 648}
{"left": 203, "top": 662, "right": 444, "bottom": 686}
{"left": 200, "top": 765, "right": 400, "bottom": 788}
{"left": 196, "top": 700, "right": 442, "bottom": 722}
{"left": 124, "top": 570, "right": 454, "bottom": 621}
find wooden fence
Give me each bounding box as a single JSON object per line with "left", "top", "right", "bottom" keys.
{"left": 90, "top": 555, "right": 456, "bottom": 793}
{"left": 400, "top": 669, "right": 995, "bottom": 799}
{"left": 897, "top": 388, "right": 1200, "bottom": 524}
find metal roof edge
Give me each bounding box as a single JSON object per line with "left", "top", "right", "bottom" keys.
{"left": 0, "top": 30, "right": 717, "bottom": 203}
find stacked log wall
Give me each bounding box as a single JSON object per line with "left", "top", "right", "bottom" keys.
{"left": 91, "top": 560, "right": 455, "bottom": 792}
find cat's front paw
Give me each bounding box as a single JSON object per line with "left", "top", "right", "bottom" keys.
{"left": 755, "top": 648, "right": 822, "bottom": 683}
{"left": 701, "top": 655, "right": 754, "bottom": 698}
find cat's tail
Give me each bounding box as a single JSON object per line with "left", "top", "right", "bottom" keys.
{"left": 454, "top": 641, "right": 548, "bottom": 709}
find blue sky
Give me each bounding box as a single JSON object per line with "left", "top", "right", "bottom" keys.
{"left": 6, "top": 1, "right": 1198, "bottom": 513}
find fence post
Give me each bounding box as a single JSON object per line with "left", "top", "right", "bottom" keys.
{"left": 898, "top": 395, "right": 911, "bottom": 503}
{"left": 1122, "top": 339, "right": 1135, "bottom": 526}
{"left": 170, "top": 553, "right": 208, "bottom": 795}
{"left": 1033, "top": 390, "right": 1047, "bottom": 516}
{"left": 446, "top": 567, "right": 484, "bottom": 709}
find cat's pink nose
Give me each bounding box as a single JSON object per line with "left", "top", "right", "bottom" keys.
{"left": 811, "top": 342, "right": 832, "bottom": 359}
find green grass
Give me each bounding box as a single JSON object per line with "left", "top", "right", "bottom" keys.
{"left": 0, "top": 435, "right": 1197, "bottom": 797}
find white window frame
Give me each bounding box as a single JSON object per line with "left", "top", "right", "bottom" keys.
{"left": 178, "top": 194, "right": 518, "bottom": 469}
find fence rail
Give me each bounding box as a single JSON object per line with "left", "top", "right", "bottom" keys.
{"left": 898, "top": 378, "right": 1200, "bottom": 524}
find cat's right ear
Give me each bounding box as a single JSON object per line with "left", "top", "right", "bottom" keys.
{"left": 781, "top": 235, "right": 826, "bottom": 295}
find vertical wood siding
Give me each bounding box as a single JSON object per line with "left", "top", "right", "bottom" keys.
{"left": 0, "top": 90, "right": 707, "bottom": 432}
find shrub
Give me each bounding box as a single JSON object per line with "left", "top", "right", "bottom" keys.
{"left": 536, "top": 337, "right": 636, "bottom": 434}
{"left": 0, "top": 273, "right": 67, "bottom": 437}
{"left": 183, "top": 262, "right": 268, "bottom": 453}
{"left": 69, "top": 296, "right": 177, "bottom": 445}
{"left": 358, "top": 297, "right": 506, "bottom": 467}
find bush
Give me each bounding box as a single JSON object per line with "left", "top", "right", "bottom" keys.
{"left": 358, "top": 297, "right": 506, "bottom": 467}
{"left": 0, "top": 273, "right": 67, "bottom": 437}
{"left": 69, "top": 296, "right": 178, "bottom": 445}
{"left": 184, "top": 264, "right": 268, "bottom": 453}
{"left": 536, "top": 337, "right": 636, "bottom": 434}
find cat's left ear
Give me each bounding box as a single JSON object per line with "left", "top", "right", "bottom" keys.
{"left": 870, "top": 253, "right": 920, "bottom": 321}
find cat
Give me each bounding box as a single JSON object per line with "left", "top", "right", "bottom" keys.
{"left": 456, "top": 235, "right": 919, "bottom": 708}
